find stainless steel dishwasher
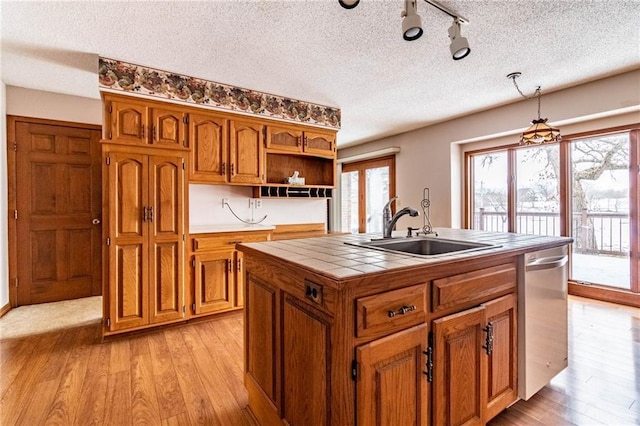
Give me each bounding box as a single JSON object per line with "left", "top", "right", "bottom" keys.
{"left": 518, "top": 245, "right": 569, "bottom": 400}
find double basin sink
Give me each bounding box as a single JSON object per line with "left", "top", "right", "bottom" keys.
{"left": 346, "top": 236, "right": 498, "bottom": 257}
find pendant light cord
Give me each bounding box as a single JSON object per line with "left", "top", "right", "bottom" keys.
{"left": 508, "top": 73, "right": 542, "bottom": 120}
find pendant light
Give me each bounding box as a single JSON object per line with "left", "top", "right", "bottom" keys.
{"left": 507, "top": 72, "right": 561, "bottom": 145}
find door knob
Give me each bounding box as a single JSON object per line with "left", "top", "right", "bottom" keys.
{"left": 92, "top": 218, "right": 101, "bottom": 225}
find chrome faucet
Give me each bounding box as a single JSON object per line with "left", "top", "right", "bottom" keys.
{"left": 382, "top": 196, "right": 420, "bottom": 238}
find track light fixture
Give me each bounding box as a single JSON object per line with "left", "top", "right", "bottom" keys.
{"left": 507, "top": 72, "right": 561, "bottom": 145}
{"left": 448, "top": 18, "right": 470, "bottom": 60}
{"left": 402, "top": 0, "right": 423, "bottom": 41}
{"left": 338, "top": 0, "right": 470, "bottom": 60}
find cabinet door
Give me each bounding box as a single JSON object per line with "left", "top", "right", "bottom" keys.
{"left": 109, "top": 100, "right": 149, "bottom": 145}
{"left": 188, "top": 113, "right": 229, "bottom": 183}
{"left": 266, "top": 125, "right": 303, "bottom": 153}
{"left": 483, "top": 294, "right": 517, "bottom": 420}
{"left": 193, "top": 250, "right": 235, "bottom": 315}
{"left": 303, "top": 130, "right": 335, "bottom": 158}
{"left": 356, "top": 323, "right": 429, "bottom": 426}
{"left": 229, "top": 119, "right": 264, "bottom": 184}
{"left": 148, "top": 155, "right": 185, "bottom": 324}
{"left": 433, "top": 307, "right": 486, "bottom": 426}
{"left": 106, "top": 152, "right": 149, "bottom": 331}
{"left": 150, "top": 107, "right": 187, "bottom": 147}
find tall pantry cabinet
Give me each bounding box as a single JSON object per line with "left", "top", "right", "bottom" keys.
{"left": 102, "top": 95, "right": 189, "bottom": 336}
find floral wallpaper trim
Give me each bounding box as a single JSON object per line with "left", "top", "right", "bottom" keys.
{"left": 98, "top": 57, "right": 341, "bottom": 129}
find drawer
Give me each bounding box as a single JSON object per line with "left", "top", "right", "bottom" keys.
{"left": 192, "top": 231, "right": 271, "bottom": 252}
{"left": 431, "top": 263, "right": 516, "bottom": 313}
{"left": 356, "top": 284, "right": 427, "bottom": 339}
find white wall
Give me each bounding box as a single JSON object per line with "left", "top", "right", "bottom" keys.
{"left": 338, "top": 70, "right": 640, "bottom": 230}
{"left": 0, "top": 82, "right": 9, "bottom": 308}
{"left": 189, "top": 184, "right": 327, "bottom": 228}
{"left": 6, "top": 86, "right": 102, "bottom": 124}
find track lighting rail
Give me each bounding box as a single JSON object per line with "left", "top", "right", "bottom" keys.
{"left": 423, "top": 0, "right": 468, "bottom": 24}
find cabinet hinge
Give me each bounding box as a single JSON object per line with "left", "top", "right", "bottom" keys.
{"left": 13, "top": 143, "right": 17, "bottom": 152}
{"left": 183, "top": 115, "right": 189, "bottom": 124}
{"left": 14, "top": 210, "right": 18, "bottom": 220}
{"left": 182, "top": 233, "right": 185, "bottom": 241}
{"left": 182, "top": 305, "right": 186, "bottom": 314}
{"left": 424, "top": 332, "right": 434, "bottom": 383}
{"left": 106, "top": 237, "right": 111, "bottom": 246}
{"left": 108, "top": 104, "right": 113, "bottom": 114}
{"left": 192, "top": 303, "right": 196, "bottom": 312}
{"left": 109, "top": 131, "right": 113, "bottom": 139}
{"left": 106, "top": 156, "right": 111, "bottom": 165}
{"left": 182, "top": 162, "right": 185, "bottom": 170}
{"left": 106, "top": 318, "right": 111, "bottom": 327}
{"left": 191, "top": 258, "right": 195, "bottom": 267}
{"left": 14, "top": 277, "right": 18, "bottom": 288}
{"left": 351, "top": 360, "right": 358, "bottom": 381}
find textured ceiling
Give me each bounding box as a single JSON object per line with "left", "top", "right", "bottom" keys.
{"left": 2, "top": 0, "right": 639, "bottom": 147}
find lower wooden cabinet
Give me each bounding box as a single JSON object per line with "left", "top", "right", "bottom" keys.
{"left": 189, "top": 231, "right": 270, "bottom": 317}
{"left": 356, "top": 323, "right": 429, "bottom": 426}
{"left": 432, "top": 294, "right": 517, "bottom": 425}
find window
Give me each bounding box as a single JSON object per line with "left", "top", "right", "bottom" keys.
{"left": 465, "top": 127, "right": 639, "bottom": 303}
{"left": 341, "top": 156, "right": 396, "bottom": 234}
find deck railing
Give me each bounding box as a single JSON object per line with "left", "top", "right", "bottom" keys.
{"left": 474, "top": 209, "right": 629, "bottom": 256}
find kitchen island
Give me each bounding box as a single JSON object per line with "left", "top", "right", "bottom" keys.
{"left": 237, "top": 228, "right": 572, "bottom": 426}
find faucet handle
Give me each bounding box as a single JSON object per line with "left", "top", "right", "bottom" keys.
{"left": 406, "top": 227, "right": 420, "bottom": 237}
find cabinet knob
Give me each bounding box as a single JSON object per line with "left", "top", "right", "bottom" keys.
{"left": 92, "top": 218, "right": 101, "bottom": 225}
{"left": 388, "top": 305, "right": 416, "bottom": 318}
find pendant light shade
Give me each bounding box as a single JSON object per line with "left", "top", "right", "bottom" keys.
{"left": 520, "top": 118, "right": 561, "bottom": 145}
{"left": 507, "top": 72, "right": 561, "bottom": 145}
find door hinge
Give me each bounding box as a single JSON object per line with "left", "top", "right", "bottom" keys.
{"left": 106, "top": 156, "right": 111, "bottom": 165}
{"left": 351, "top": 360, "right": 358, "bottom": 381}
{"left": 106, "top": 237, "right": 111, "bottom": 246}
{"left": 191, "top": 258, "right": 196, "bottom": 267}
{"left": 106, "top": 318, "right": 111, "bottom": 328}
{"left": 423, "top": 332, "right": 434, "bottom": 383}
{"left": 14, "top": 210, "right": 18, "bottom": 220}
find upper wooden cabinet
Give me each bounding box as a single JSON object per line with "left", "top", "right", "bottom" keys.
{"left": 104, "top": 95, "right": 187, "bottom": 147}
{"left": 229, "top": 119, "right": 264, "bottom": 185}
{"left": 266, "top": 125, "right": 335, "bottom": 158}
{"left": 187, "top": 112, "right": 264, "bottom": 185}
{"left": 188, "top": 112, "right": 229, "bottom": 183}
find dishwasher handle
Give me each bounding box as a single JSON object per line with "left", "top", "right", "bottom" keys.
{"left": 526, "top": 255, "right": 568, "bottom": 272}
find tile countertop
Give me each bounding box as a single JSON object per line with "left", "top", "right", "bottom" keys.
{"left": 189, "top": 224, "right": 275, "bottom": 234}
{"left": 238, "top": 227, "right": 573, "bottom": 280}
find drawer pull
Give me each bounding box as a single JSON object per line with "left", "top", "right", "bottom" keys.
{"left": 387, "top": 305, "right": 416, "bottom": 318}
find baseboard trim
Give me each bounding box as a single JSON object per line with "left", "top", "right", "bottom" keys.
{"left": 0, "top": 303, "right": 11, "bottom": 319}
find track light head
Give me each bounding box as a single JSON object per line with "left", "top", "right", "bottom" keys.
{"left": 402, "top": 0, "right": 423, "bottom": 41}
{"left": 338, "top": 0, "right": 359, "bottom": 9}
{"left": 448, "top": 18, "right": 470, "bottom": 60}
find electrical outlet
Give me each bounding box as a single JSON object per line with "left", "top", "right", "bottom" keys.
{"left": 255, "top": 199, "right": 262, "bottom": 209}
{"left": 249, "top": 198, "right": 255, "bottom": 209}
{"left": 222, "top": 198, "right": 229, "bottom": 208}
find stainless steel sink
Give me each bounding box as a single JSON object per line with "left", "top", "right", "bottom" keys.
{"left": 346, "top": 237, "right": 498, "bottom": 257}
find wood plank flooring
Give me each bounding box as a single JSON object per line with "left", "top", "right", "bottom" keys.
{"left": 1, "top": 296, "right": 638, "bottom": 425}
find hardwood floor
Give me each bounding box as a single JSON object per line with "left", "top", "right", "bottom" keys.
{"left": 1, "top": 296, "right": 638, "bottom": 425}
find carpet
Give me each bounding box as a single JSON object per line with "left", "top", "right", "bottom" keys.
{"left": 0, "top": 296, "right": 102, "bottom": 340}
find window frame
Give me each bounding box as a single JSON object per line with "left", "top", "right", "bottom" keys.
{"left": 464, "top": 124, "right": 640, "bottom": 307}
{"left": 342, "top": 155, "right": 396, "bottom": 234}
